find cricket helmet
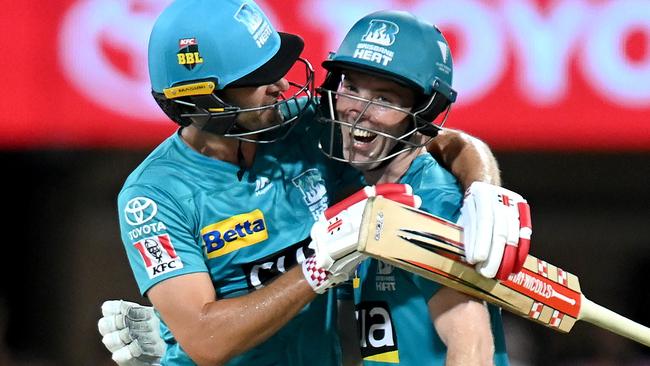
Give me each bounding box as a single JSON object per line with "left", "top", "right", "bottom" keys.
{"left": 148, "top": 0, "right": 314, "bottom": 142}
{"left": 320, "top": 9, "right": 456, "bottom": 136}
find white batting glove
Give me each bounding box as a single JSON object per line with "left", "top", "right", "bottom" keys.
{"left": 97, "top": 300, "right": 166, "bottom": 366}
{"left": 303, "top": 183, "right": 421, "bottom": 293}
{"left": 459, "top": 181, "right": 532, "bottom": 280}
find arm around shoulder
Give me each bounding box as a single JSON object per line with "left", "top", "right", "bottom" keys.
{"left": 427, "top": 128, "right": 501, "bottom": 189}
{"left": 148, "top": 267, "right": 316, "bottom": 365}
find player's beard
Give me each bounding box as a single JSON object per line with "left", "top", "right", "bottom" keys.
{"left": 235, "top": 104, "right": 284, "bottom": 132}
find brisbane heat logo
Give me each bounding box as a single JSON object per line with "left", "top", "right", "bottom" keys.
{"left": 361, "top": 19, "right": 399, "bottom": 46}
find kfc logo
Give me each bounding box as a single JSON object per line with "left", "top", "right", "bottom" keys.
{"left": 134, "top": 234, "right": 183, "bottom": 279}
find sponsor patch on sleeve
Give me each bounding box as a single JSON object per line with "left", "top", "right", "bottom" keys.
{"left": 133, "top": 234, "right": 184, "bottom": 279}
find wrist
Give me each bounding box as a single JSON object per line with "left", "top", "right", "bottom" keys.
{"left": 301, "top": 255, "right": 331, "bottom": 294}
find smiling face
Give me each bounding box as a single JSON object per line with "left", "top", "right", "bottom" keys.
{"left": 335, "top": 70, "right": 416, "bottom": 171}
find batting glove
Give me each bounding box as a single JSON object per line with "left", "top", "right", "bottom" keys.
{"left": 97, "top": 300, "right": 166, "bottom": 366}
{"left": 303, "top": 183, "right": 421, "bottom": 293}
{"left": 459, "top": 181, "right": 532, "bottom": 280}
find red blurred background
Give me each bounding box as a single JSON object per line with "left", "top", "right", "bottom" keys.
{"left": 1, "top": 0, "right": 649, "bottom": 150}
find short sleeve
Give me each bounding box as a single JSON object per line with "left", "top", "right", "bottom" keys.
{"left": 118, "top": 185, "right": 208, "bottom": 295}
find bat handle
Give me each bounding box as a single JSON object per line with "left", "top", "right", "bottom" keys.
{"left": 580, "top": 295, "right": 650, "bottom": 347}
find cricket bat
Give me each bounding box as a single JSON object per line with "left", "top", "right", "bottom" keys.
{"left": 357, "top": 196, "right": 650, "bottom": 347}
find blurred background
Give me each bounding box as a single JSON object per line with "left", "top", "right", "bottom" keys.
{"left": 1, "top": 0, "right": 649, "bottom": 365}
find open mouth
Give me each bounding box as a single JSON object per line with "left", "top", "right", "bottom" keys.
{"left": 352, "top": 128, "right": 378, "bottom": 143}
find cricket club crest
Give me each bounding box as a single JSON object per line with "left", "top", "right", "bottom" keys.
{"left": 234, "top": 3, "right": 263, "bottom": 34}
{"left": 177, "top": 37, "right": 204, "bottom": 70}
{"left": 234, "top": 3, "right": 272, "bottom": 48}
{"left": 361, "top": 19, "right": 399, "bottom": 46}
{"left": 292, "top": 169, "right": 328, "bottom": 221}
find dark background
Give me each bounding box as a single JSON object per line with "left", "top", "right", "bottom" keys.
{"left": 1, "top": 150, "right": 649, "bottom": 365}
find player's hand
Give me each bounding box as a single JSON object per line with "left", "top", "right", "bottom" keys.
{"left": 303, "top": 183, "right": 421, "bottom": 293}
{"left": 460, "top": 181, "right": 532, "bottom": 280}
{"left": 97, "top": 300, "right": 166, "bottom": 366}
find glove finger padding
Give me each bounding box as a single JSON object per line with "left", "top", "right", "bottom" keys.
{"left": 102, "top": 328, "right": 133, "bottom": 352}
{"left": 102, "top": 300, "right": 139, "bottom": 317}
{"left": 462, "top": 182, "right": 531, "bottom": 280}
{"left": 463, "top": 184, "right": 495, "bottom": 264}
{"left": 112, "top": 341, "right": 144, "bottom": 363}
{"left": 476, "top": 192, "right": 507, "bottom": 278}
{"left": 458, "top": 193, "right": 476, "bottom": 263}
{"left": 325, "top": 183, "right": 414, "bottom": 218}
{"left": 98, "top": 300, "right": 166, "bottom": 365}
{"left": 515, "top": 201, "right": 532, "bottom": 273}
{"left": 493, "top": 195, "right": 522, "bottom": 280}
{"left": 98, "top": 314, "right": 127, "bottom": 335}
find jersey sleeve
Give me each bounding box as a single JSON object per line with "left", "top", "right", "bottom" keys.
{"left": 118, "top": 184, "right": 208, "bottom": 295}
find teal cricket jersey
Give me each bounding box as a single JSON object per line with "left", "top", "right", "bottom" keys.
{"left": 353, "top": 154, "right": 509, "bottom": 365}
{"left": 117, "top": 112, "right": 355, "bottom": 365}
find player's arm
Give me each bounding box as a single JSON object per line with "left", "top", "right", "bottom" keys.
{"left": 147, "top": 269, "right": 316, "bottom": 365}
{"left": 427, "top": 128, "right": 500, "bottom": 189}
{"left": 149, "top": 184, "right": 420, "bottom": 365}
{"left": 428, "top": 287, "right": 495, "bottom": 366}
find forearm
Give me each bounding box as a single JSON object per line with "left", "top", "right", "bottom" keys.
{"left": 149, "top": 268, "right": 316, "bottom": 365}
{"left": 197, "top": 266, "right": 316, "bottom": 363}
{"left": 427, "top": 128, "right": 501, "bottom": 189}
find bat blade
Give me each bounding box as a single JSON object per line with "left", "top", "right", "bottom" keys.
{"left": 357, "top": 196, "right": 650, "bottom": 347}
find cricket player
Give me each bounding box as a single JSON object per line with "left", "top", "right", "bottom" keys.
{"left": 315, "top": 10, "right": 528, "bottom": 365}
{"left": 98, "top": 1, "right": 530, "bottom": 365}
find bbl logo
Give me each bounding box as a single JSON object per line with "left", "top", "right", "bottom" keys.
{"left": 361, "top": 19, "right": 399, "bottom": 46}
{"left": 177, "top": 37, "right": 204, "bottom": 70}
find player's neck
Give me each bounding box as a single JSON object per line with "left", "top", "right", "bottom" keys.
{"left": 180, "top": 125, "right": 257, "bottom": 167}
{"left": 363, "top": 147, "right": 425, "bottom": 185}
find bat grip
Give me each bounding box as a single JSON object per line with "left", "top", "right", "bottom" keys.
{"left": 580, "top": 295, "right": 650, "bottom": 347}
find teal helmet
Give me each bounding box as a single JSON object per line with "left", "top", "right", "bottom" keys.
{"left": 148, "top": 0, "right": 314, "bottom": 142}
{"left": 317, "top": 10, "right": 457, "bottom": 167}
{"left": 320, "top": 9, "right": 456, "bottom": 137}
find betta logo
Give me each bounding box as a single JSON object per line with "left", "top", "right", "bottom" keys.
{"left": 202, "top": 209, "right": 268, "bottom": 258}
{"left": 177, "top": 37, "right": 204, "bottom": 70}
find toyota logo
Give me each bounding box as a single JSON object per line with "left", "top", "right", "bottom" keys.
{"left": 124, "top": 197, "right": 158, "bottom": 225}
